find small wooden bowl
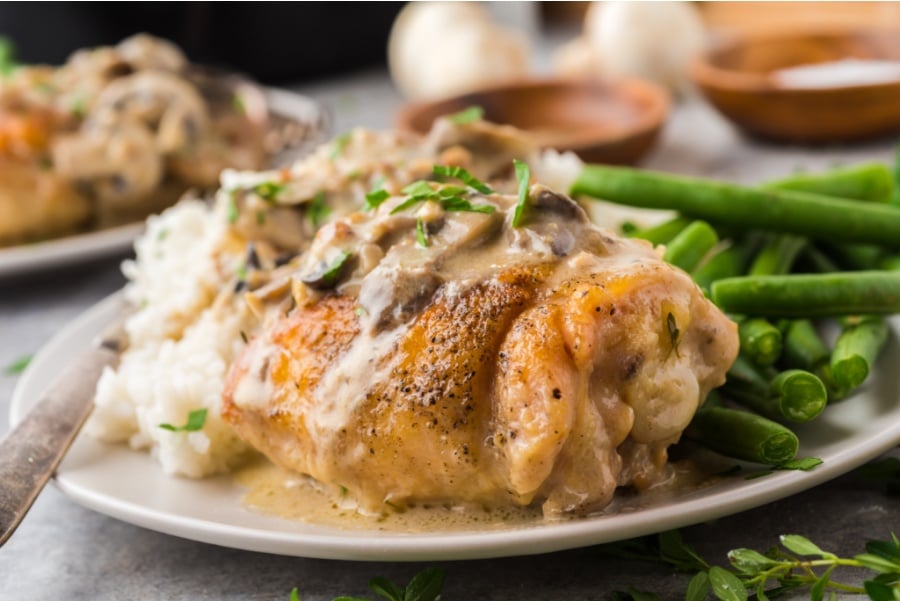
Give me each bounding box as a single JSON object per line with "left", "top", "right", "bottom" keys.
{"left": 692, "top": 29, "right": 900, "bottom": 143}
{"left": 396, "top": 78, "right": 669, "bottom": 165}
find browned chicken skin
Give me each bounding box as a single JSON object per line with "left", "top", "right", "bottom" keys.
{"left": 222, "top": 182, "right": 739, "bottom": 517}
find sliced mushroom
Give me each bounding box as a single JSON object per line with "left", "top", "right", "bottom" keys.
{"left": 52, "top": 121, "right": 163, "bottom": 207}
{"left": 115, "top": 34, "right": 188, "bottom": 74}
{"left": 90, "top": 71, "right": 209, "bottom": 154}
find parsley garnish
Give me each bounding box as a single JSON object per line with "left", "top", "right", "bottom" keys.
{"left": 512, "top": 159, "right": 530, "bottom": 227}
{"left": 232, "top": 92, "right": 245, "bottom": 114}
{"left": 308, "top": 191, "right": 331, "bottom": 229}
{"left": 446, "top": 105, "right": 484, "bottom": 125}
{"left": 0, "top": 37, "right": 16, "bottom": 77}
{"left": 158, "top": 408, "right": 207, "bottom": 432}
{"left": 4, "top": 354, "right": 32, "bottom": 375}
{"left": 227, "top": 193, "right": 239, "bottom": 224}
{"left": 364, "top": 188, "right": 390, "bottom": 211}
{"left": 330, "top": 132, "right": 351, "bottom": 160}
{"left": 322, "top": 251, "right": 351, "bottom": 287}
{"left": 253, "top": 181, "right": 285, "bottom": 203}
{"left": 432, "top": 164, "right": 492, "bottom": 194}
{"left": 416, "top": 218, "right": 428, "bottom": 247}
{"left": 70, "top": 96, "right": 87, "bottom": 119}
{"left": 391, "top": 180, "right": 495, "bottom": 215}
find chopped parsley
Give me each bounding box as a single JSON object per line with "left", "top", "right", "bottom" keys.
{"left": 226, "top": 193, "right": 239, "bottom": 224}
{"left": 156, "top": 228, "right": 169, "bottom": 242}
{"left": 4, "top": 354, "right": 32, "bottom": 375}
{"left": 303, "top": 250, "right": 351, "bottom": 288}
{"left": 308, "top": 191, "right": 331, "bottom": 229}
{"left": 416, "top": 218, "right": 428, "bottom": 247}
{"left": 0, "top": 37, "right": 16, "bottom": 77}
{"left": 232, "top": 92, "right": 245, "bottom": 114}
{"left": 512, "top": 159, "right": 530, "bottom": 227}
{"left": 446, "top": 105, "right": 484, "bottom": 125}
{"left": 432, "top": 164, "right": 493, "bottom": 194}
{"left": 253, "top": 181, "right": 285, "bottom": 203}
{"left": 70, "top": 96, "right": 87, "bottom": 119}
{"left": 158, "top": 408, "right": 207, "bottom": 432}
{"left": 236, "top": 262, "right": 248, "bottom": 281}
{"left": 391, "top": 177, "right": 495, "bottom": 216}
{"left": 364, "top": 188, "right": 390, "bottom": 211}
{"left": 329, "top": 132, "right": 351, "bottom": 160}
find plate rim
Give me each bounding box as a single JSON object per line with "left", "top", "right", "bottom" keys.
{"left": 10, "top": 293, "right": 900, "bottom": 561}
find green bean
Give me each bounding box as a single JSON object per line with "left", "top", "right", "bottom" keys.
{"left": 739, "top": 318, "right": 783, "bottom": 367}
{"left": 822, "top": 243, "right": 885, "bottom": 271}
{"left": 830, "top": 316, "right": 889, "bottom": 390}
{"left": 711, "top": 271, "right": 900, "bottom": 317}
{"left": 724, "top": 355, "right": 827, "bottom": 423}
{"left": 628, "top": 216, "right": 691, "bottom": 245}
{"left": 571, "top": 165, "right": 900, "bottom": 246}
{"left": 763, "top": 162, "right": 894, "bottom": 202}
{"left": 685, "top": 406, "right": 799, "bottom": 465}
{"left": 663, "top": 221, "right": 718, "bottom": 272}
{"left": 693, "top": 246, "right": 743, "bottom": 292}
{"left": 779, "top": 320, "right": 846, "bottom": 402}
{"left": 748, "top": 236, "right": 806, "bottom": 276}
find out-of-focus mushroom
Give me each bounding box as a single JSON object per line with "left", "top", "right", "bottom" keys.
{"left": 90, "top": 71, "right": 209, "bottom": 154}
{"left": 52, "top": 121, "right": 163, "bottom": 208}
{"left": 115, "top": 33, "right": 188, "bottom": 73}
{"left": 388, "top": 2, "right": 530, "bottom": 100}
{"left": 553, "top": 1, "right": 707, "bottom": 95}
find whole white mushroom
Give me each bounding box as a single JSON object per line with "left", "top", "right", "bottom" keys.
{"left": 388, "top": 2, "right": 530, "bottom": 100}
{"left": 584, "top": 1, "right": 707, "bottom": 93}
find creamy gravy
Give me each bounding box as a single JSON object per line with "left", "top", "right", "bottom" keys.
{"left": 234, "top": 456, "right": 723, "bottom": 532}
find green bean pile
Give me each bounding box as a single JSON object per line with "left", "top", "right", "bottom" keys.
{"left": 571, "top": 161, "right": 898, "bottom": 467}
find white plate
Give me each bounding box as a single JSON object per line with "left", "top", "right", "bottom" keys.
{"left": 11, "top": 294, "right": 900, "bottom": 561}
{"left": 0, "top": 88, "right": 326, "bottom": 279}
{"left": 0, "top": 223, "right": 144, "bottom": 278}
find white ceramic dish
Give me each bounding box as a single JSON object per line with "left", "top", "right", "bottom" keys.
{"left": 0, "top": 223, "right": 144, "bottom": 278}
{"left": 10, "top": 294, "right": 900, "bottom": 561}
{"left": 0, "top": 88, "right": 326, "bottom": 279}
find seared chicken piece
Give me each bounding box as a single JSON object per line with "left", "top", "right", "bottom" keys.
{"left": 223, "top": 178, "right": 739, "bottom": 516}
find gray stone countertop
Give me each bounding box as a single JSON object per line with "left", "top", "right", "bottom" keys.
{"left": 1, "top": 69, "right": 898, "bottom": 600}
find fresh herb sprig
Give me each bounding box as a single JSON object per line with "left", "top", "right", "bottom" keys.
{"left": 432, "top": 165, "right": 493, "bottom": 194}
{"left": 327, "top": 567, "right": 445, "bottom": 601}
{"left": 391, "top": 179, "right": 494, "bottom": 216}
{"left": 4, "top": 354, "right": 32, "bottom": 375}
{"left": 601, "top": 529, "right": 900, "bottom": 601}
{"left": 158, "top": 408, "right": 207, "bottom": 433}
{"left": 253, "top": 181, "right": 285, "bottom": 203}
{"left": 512, "top": 159, "right": 530, "bottom": 227}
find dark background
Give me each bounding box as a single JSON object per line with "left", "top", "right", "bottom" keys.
{"left": 0, "top": 2, "right": 405, "bottom": 83}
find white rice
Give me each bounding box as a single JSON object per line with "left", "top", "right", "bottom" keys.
{"left": 86, "top": 197, "right": 253, "bottom": 477}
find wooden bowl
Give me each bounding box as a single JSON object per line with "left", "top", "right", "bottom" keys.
{"left": 396, "top": 78, "right": 669, "bottom": 165}
{"left": 692, "top": 29, "right": 900, "bottom": 143}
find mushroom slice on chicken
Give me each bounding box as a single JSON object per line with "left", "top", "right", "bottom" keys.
{"left": 222, "top": 182, "right": 739, "bottom": 516}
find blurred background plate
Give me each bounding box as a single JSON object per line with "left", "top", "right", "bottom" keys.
{"left": 0, "top": 86, "right": 327, "bottom": 279}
